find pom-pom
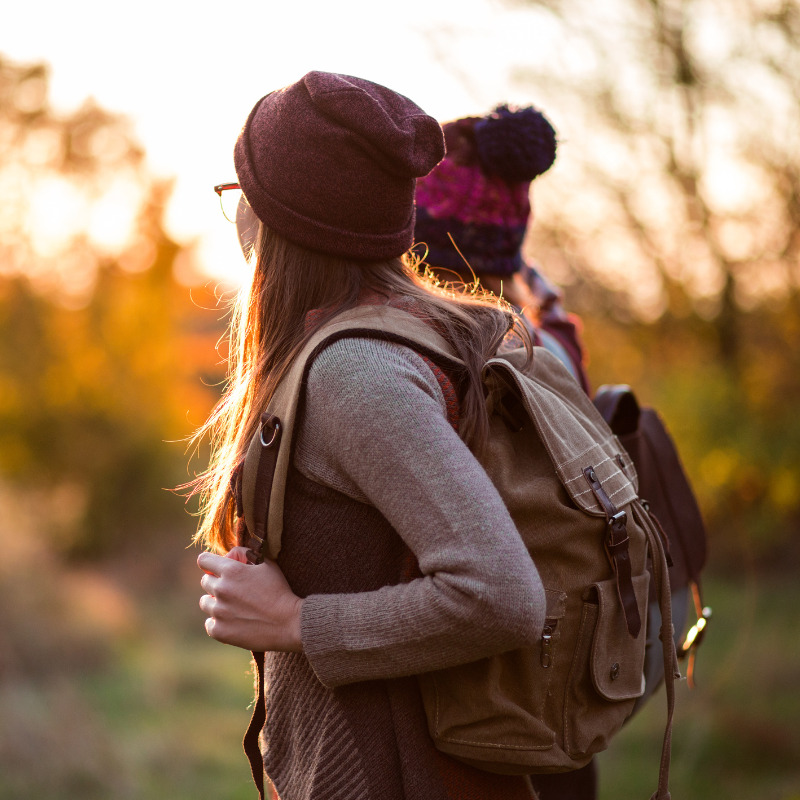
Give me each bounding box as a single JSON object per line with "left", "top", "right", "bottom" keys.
{"left": 473, "top": 104, "right": 557, "bottom": 183}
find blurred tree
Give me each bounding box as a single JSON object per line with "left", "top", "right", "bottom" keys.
{"left": 508, "top": 0, "right": 800, "bottom": 565}
{"left": 0, "top": 55, "right": 145, "bottom": 296}
{"left": 0, "top": 55, "right": 223, "bottom": 556}
{"left": 512, "top": 0, "right": 800, "bottom": 332}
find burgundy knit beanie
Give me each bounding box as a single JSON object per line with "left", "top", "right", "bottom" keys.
{"left": 234, "top": 71, "right": 445, "bottom": 261}
{"left": 415, "top": 105, "right": 557, "bottom": 275}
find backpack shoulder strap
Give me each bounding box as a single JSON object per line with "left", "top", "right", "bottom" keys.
{"left": 593, "top": 384, "right": 640, "bottom": 435}
{"left": 241, "top": 304, "right": 464, "bottom": 561}
{"left": 594, "top": 384, "right": 708, "bottom": 587}
{"left": 638, "top": 408, "right": 708, "bottom": 583}
{"left": 238, "top": 305, "right": 464, "bottom": 796}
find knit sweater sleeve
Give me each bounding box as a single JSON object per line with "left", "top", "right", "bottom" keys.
{"left": 294, "top": 336, "right": 546, "bottom": 689}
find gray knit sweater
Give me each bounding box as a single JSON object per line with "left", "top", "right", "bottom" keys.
{"left": 294, "top": 337, "right": 547, "bottom": 688}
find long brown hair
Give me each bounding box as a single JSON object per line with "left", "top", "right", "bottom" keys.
{"left": 190, "top": 224, "right": 532, "bottom": 553}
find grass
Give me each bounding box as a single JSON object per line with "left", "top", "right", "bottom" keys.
{"left": 0, "top": 541, "right": 257, "bottom": 800}
{"left": 2, "top": 538, "right": 799, "bottom": 799}
{"left": 75, "top": 615, "right": 257, "bottom": 800}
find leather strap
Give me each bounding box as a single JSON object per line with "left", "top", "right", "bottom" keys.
{"left": 229, "top": 459, "right": 245, "bottom": 519}
{"left": 243, "top": 413, "right": 283, "bottom": 565}
{"left": 634, "top": 501, "right": 679, "bottom": 800}
{"left": 228, "top": 413, "right": 283, "bottom": 798}
{"left": 231, "top": 312, "right": 464, "bottom": 797}
{"left": 243, "top": 651, "right": 267, "bottom": 800}
{"left": 583, "top": 466, "right": 642, "bottom": 638}
{"left": 227, "top": 413, "right": 283, "bottom": 563}
{"left": 644, "top": 504, "right": 674, "bottom": 569}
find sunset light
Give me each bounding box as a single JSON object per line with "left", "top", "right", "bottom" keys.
{"left": 2, "top": 2, "right": 800, "bottom": 798}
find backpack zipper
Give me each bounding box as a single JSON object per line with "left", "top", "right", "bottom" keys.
{"left": 541, "top": 619, "right": 558, "bottom": 667}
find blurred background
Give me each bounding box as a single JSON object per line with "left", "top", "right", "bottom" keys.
{"left": 1, "top": 0, "right": 799, "bottom": 798}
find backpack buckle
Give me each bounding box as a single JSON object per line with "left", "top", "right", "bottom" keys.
{"left": 606, "top": 511, "right": 629, "bottom": 553}
{"left": 584, "top": 466, "right": 641, "bottom": 638}
{"left": 260, "top": 415, "right": 281, "bottom": 448}
{"left": 678, "top": 582, "right": 712, "bottom": 688}
{"left": 610, "top": 509, "right": 627, "bottom": 531}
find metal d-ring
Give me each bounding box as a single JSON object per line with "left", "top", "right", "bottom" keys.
{"left": 260, "top": 418, "right": 281, "bottom": 448}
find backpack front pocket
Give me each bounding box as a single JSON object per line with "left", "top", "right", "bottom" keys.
{"left": 417, "top": 588, "right": 569, "bottom": 774}
{"left": 418, "top": 648, "right": 557, "bottom": 773}
{"left": 563, "top": 573, "right": 649, "bottom": 758}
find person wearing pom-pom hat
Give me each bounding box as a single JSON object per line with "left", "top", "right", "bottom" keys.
{"left": 415, "top": 105, "right": 591, "bottom": 395}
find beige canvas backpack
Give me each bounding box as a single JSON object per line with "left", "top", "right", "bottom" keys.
{"left": 237, "top": 305, "right": 680, "bottom": 800}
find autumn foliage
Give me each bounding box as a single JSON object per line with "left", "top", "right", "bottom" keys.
{"left": 1, "top": 39, "right": 798, "bottom": 566}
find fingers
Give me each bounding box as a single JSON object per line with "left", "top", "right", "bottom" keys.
{"left": 197, "top": 550, "right": 302, "bottom": 652}
{"left": 204, "top": 614, "right": 219, "bottom": 639}
{"left": 199, "top": 593, "right": 217, "bottom": 616}
{"left": 198, "top": 551, "right": 239, "bottom": 576}
{"left": 203, "top": 613, "right": 236, "bottom": 646}
{"left": 200, "top": 593, "right": 234, "bottom": 644}
{"left": 200, "top": 572, "right": 218, "bottom": 595}
{"left": 200, "top": 593, "right": 230, "bottom": 645}
{"left": 198, "top": 553, "right": 239, "bottom": 645}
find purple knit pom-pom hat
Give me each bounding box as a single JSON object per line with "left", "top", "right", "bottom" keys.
{"left": 415, "top": 104, "right": 557, "bottom": 276}
{"left": 234, "top": 71, "right": 445, "bottom": 261}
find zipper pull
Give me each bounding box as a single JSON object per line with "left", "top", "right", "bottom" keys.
{"left": 541, "top": 619, "right": 558, "bottom": 668}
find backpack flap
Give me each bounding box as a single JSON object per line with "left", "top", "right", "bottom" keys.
{"left": 593, "top": 384, "right": 640, "bottom": 436}
{"left": 484, "top": 353, "right": 645, "bottom": 641}
{"left": 485, "top": 351, "right": 639, "bottom": 515}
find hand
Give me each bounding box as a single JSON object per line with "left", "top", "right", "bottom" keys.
{"left": 198, "top": 551, "right": 304, "bottom": 653}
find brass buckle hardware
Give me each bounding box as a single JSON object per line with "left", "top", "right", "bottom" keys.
{"left": 678, "top": 582, "right": 712, "bottom": 688}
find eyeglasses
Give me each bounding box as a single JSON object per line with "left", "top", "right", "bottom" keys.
{"left": 214, "top": 183, "right": 242, "bottom": 223}
{"left": 215, "top": 183, "right": 260, "bottom": 257}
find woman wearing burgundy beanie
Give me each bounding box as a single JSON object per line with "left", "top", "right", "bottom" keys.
{"left": 195, "top": 72, "right": 550, "bottom": 800}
